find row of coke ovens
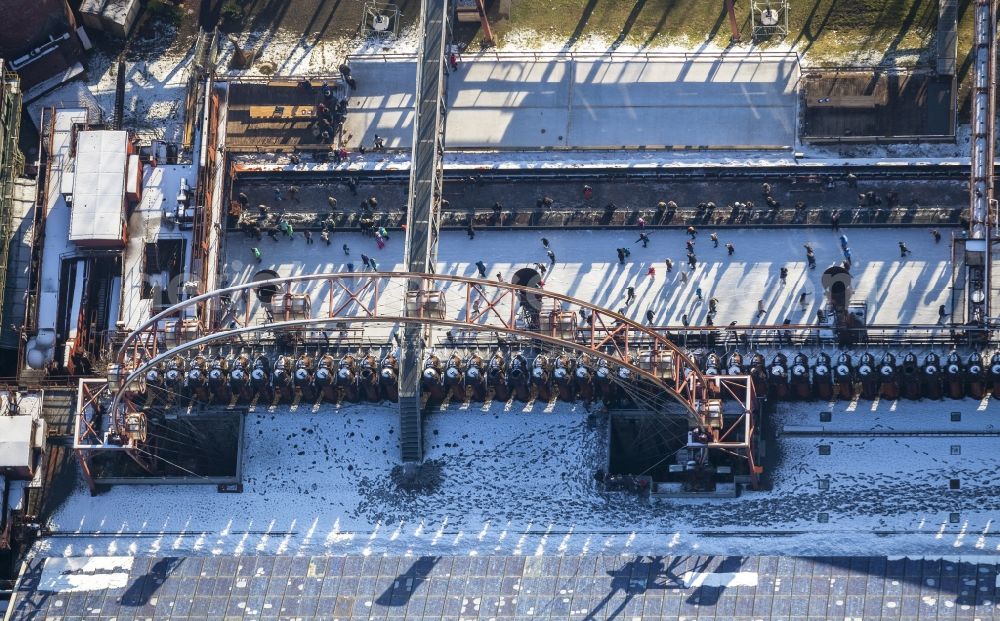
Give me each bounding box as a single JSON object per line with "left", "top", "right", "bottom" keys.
{"left": 706, "top": 350, "right": 1000, "bottom": 401}
{"left": 138, "top": 349, "right": 1000, "bottom": 406}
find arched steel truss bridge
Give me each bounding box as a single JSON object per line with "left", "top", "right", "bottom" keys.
{"left": 74, "top": 273, "right": 761, "bottom": 490}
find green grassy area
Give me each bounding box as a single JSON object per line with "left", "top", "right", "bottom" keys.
{"left": 481, "top": 0, "right": 977, "bottom": 120}
{"left": 487, "top": 0, "right": 959, "bottom": 66}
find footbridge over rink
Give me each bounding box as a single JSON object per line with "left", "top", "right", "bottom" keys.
{"left": 79, "top": 273, "right": 760, "bottom": 491}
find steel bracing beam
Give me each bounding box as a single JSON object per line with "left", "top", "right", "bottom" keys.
{"left": 398, "top": 0, "right": 450, "bottom": 462}
{"left": 101, "top": 273, "right": 761, "bottom": 485}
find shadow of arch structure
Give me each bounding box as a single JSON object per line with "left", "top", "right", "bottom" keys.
{"left": 82, "top": 273, "right": 759, "bottom": 489}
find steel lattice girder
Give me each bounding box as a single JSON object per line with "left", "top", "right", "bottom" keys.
{"left": 107, "top": 272, "right": 760, "bottom": 483}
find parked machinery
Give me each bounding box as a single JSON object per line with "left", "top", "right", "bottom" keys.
{"left": 444, "top": 354, "right": 466, "bottom": 402}
{"left": 900, "top": 353, "right": 920, "bottom": 400}
{"left": 990, "top": 352, "right": 1000, "bottom": 397}
{"left": 294, "top": 353, "right": 316, "bottom": 402}
{"left": 768, "top": 353, "right": 789, "bottom": 400}
{"left": 748, "top": 353, "right": 767, "bottom": 398}
{"left": 186, "top": 355, "right": 210, "bottom": 403}
{"left": 878, "top": 352, "right": 899, "bottom": 400}
{"left": 314, "top": 354, "right": 338, "bottom": 402}
{"left": 421, "top": 354, "right": 445, "bottom": 403}
{"left": 858, "top": 353, "right": 878, "bottom": 400}
{"left": 945, "top": 351, "right": 964, "bottom": 399}
{"left": 532, "top": 354, "right": 552, "bottom": 402}
{"left": 164, "top": 354, "right": 186, "bottom": 402}
{"left": 487, "top": 352, "right": 509, "bottom": 402}
{"left": 138, "top": 344, "right": 1000, "bottom": 412}
{"left": 143, "top": 364, "right": 165, "bottom": 407}
{"left": 813, "top": 352, "right": 833, "bottom": 401}
{"left": 704, "top": 353, "right": 721, "bottom": 376}
{"left": 358, "top": 354, "right": 380, "bottom": 402}
{"left": 509, "top": 353, "right": 530, "bottom": 402}
{"left": 921, "top": 352, "right": 942, "bottom": 400}
{"left": 726, "top": 352, "right": 744, "bottom": 376}
{"left": 465, "top": 353, "right": 488, "bottom": 402}
{"left": 834, "top": 353, "right": 853, "bottom": 400}
{"left": 612, "top": 355, "right": 637, "bottom": 407}
{"left": 379, "top": 353, "right": 398, "bottom": 402}
{"left": 271, "top": 355, "right": 294, "bottom": 403}
{"left": 552, "top": 354, "right": 575, "bottom": 401}
{"left": 207, "top": 356, "right": 231, "bottom": 403}
{"left": 594, "top": 358, "right": 615, "bottom": 403}
{"left": 966, "top": 352, "right": 985, "bottom": 399}
{"left": 574, "top": 354, "right": 594, "bottom": 403}
{"left": 338, "top": 354, "right": 360, "bottom": 403}
{"left": 704, "top": 353, "right": 722, "bottom": 398}
{"left": 250, "top": 354, "right": 273, "bottom": 402}
{"left": 229, "top": 354, "right": 254, "bottom": 403}
{"left": 789, "top": 353, "right": 811, "bottom": 400}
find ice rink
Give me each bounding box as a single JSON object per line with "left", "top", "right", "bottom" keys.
{"left": 342, "top": 51, "right": 800, "bottom": 150}
{"left": 227, "top": 226, "right": 953, "bottom": 327}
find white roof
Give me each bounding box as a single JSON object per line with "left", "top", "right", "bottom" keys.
{"left": 69, "top": 130, "right": 127, "bottom": 242}
{"left": 0, "top": 417, "right": 32, "bottom": 469}
{"left": 126, "top": 154, "right": 140, "bottom": 195}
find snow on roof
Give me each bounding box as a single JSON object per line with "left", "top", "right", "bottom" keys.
{"left": 36, "top": 108, "right": 89, "bottom": 335}
{"left": 0, "top": 417, "right": 32, "bottom": 469}
{"left": 69, "top": 130, "right": 127, "bottom": 243}
{"left": 119, "top": 163, "right": 195, "bottom": 330}
{"left": 26, "top": 81, "right": 103, "bottom": 133}
{"left": 0, "top": 392, "right": 41, "bottom": 419}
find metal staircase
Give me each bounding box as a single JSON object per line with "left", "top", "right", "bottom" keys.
{"left": 398, "top": 0, "right": 449, "bottom": 463}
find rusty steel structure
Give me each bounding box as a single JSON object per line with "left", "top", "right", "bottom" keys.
{"left": 74, "top": 273, "right": 761, "bottom": 493}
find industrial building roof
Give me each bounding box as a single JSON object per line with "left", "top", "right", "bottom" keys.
{"left": 69, "top": 130, "right": 127, "bottom": 243}
{"left": 0, "top": 416, "right": 32, "bottom": 469}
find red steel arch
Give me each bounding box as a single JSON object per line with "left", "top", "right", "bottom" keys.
{"left": 98, "top": 273, "right": 760, "bottom": 488}
{"left": 116, "top": 273, "right": 707, "bottom": 409}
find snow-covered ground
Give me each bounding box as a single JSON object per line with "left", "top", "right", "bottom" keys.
{"left": 226, "top": 227, "right": 954, "bottom": 327}
{"left": 27, "top": 46, "right": 192, "bottom": 144}
{"left": 41, "top": 396, "right": 1000, "bottom": 560}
